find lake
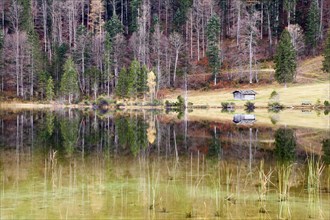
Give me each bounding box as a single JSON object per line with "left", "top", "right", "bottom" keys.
{"left": 0, "top": 108, "right": 329, "bottom": 219}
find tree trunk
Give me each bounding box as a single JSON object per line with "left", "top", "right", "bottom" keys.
{"left": 320, "top": 0, "right": 323, "bottom": 39}
{"left": 236, "top": 1, "right": 241, "bottom": 46}
{"left": 42, "top": 0, "right": 47, "bottom": 53}
{"left": 16, "top": 30, "right": 19, "bottom": 97}
{"left": 30, "top": 54, "right": 34, "bottom": 98}
{"left": 267, "top": 9, "right": 272, "bottom": 48}
{"left": 249, "top": 32, "right": 253, "bottom": 84}
{"left": 173, "top": 50, "right": 179, "bottom": 86}
{"left": 190, "top": 12, "right": 193, "bottom": 59}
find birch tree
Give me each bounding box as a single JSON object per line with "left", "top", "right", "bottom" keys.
{"left": 240, "top": 8, "right": 261, "bottom": 83}
{"left": 169, "top": 32, "right": 183, "bottom": 86}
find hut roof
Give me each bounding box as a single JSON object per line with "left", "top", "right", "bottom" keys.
{"left": 232, "top": 90, "right": 257, "bottom": 95}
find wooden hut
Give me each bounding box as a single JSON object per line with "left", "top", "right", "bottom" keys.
{"left": 232, "top": 90, "right": 256, "bottom": 100}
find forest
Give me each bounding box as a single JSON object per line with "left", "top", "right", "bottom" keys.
{"left": 0, "top": 0, "right": 329, "bottom": 102}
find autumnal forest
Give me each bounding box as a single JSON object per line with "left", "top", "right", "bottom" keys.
{"left": 0, "top": 0, "right": 329, "bottom": 102}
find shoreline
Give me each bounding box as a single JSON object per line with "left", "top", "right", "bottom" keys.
{"left": 0, "top": 101, "right": 326, "bottom": 110}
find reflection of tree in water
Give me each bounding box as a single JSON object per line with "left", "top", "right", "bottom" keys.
{"left": 274, "top": 128, "right": 296, "bottom": 163}
{"left": 207, "top": 126, "right": 221, "bottom": 158}
{"left": 274, "top": 128, "right": 296, "bottom": 203}
{"left": 116, "top": 116, "right": 148, "bottom": 156}
{"left": 322, "top": 139, "right": 330, "bottom": 165}
{"left": 60, "top": 117, "right": 79, "bottom": 155}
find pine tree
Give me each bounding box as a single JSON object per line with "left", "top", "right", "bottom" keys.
{"left": 60, "top": 57, "right": 79, "bottom": 104}
{"left": 206, "top": 15, "right": 221, "bottom": 86}
{"left": 127, "top": 60, "right": 140, "bottom": 97}
{"left": 137, "top": 64, "right": 148, "bottom": 96}
{"left": 323, "top": 31, "right": 330, "bottom": 73}
{"left": 173, "top": 0, "right": 192, "bottom": 32}
{"left": 116, "top": 67, "right": 128, "bottom": 98}
{"left": 38, "top": 71, "right": 49, "bottom": 99}
{"left": 46, "top": 77, "right": 55, "bottom": 101}
{"left": 105, "top": 14, "right": 124, "bottom": 40}
{"left": 274, "top": 29, "right": 297, "bottom": 86}
{"left": 306, "top": 0, "right": 320, "bottom": 54}
{"left": 129, "top": 0, "right": 142, "bottom": 33}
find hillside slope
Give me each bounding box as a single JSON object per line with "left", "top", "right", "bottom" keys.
{"left": 165, "top": 56, "right": 330, "bottom": 107}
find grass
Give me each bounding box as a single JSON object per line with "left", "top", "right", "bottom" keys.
{"left": 165, "top": 55, "right": 329, "bottom": 108}
{"left": 165, "top": 82, "right": 330, "bottom": 108}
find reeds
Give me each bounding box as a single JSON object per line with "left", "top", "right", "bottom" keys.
{"left": 257, "top": 159, "right": 274, "bottom": 201}
{"left": 306, "top": 150, "right": 325, "bottom": 219}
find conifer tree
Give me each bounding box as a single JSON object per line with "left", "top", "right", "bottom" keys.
{"left": 46, "top": 77, "right": 55, "bottom": 101}
{"left": 105, "top": 14, "right": 124, "bottom": 39}
{"left": 116, "top": 67, "right": 128, "bottom": 98}
{"left": 274, "top": 29, "right": 296, "bottom": 86}
{"left": 127, "top": 60, "right": 140, "bottom": 97}
{"left": 60, "top": 57, "right": 79, "bottom": 104}
{"left": 306, "top": 0, "right": 320, "bottom": 54}
{"left": 130, "top": 0, "right": 142, "bottom": 33}
{"left": 323, "top": 31, "right": 330, "bottom": 73}
{"left": 173, "top": 0, "right": 192, "bottom": 31}
{"left": 137, "top": 64, "right": 148, "bottom": 96}
{"left": 206, "top": 15, "right": 221, "bottom": 86}
{"left": 38, "top": 71, "right": 49, "bottom": 99}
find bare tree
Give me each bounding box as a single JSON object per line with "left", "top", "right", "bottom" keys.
{"left": 8, "top": 0, "right": 22, "bottom": 97}
{"left": 152, "top": 22, "right": 162, "bottom": 95}
{"left": 287, "top": 24, "right": 304, "bottom": 57}
{"left": 169, "top": 32, "right": 183, "bottom": 86}
{"left": 112, "top": 33, "right": 125, "bottom": 88}
{"left": 239, "top": 8, "right": 261, "bottom": 84}
{"left": 136, "top": 0, "right": 150, "bottom": 66}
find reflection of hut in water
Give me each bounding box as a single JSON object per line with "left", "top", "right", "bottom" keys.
{"left": 232, "top": 90, "right": 256, "bottom": 100}
{"left": 233, "top": 114, "right": 256, "bottom": 124}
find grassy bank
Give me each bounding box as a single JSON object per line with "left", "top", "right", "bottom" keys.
{"left": 164, "top": 82, "right": 330, "bottom": 108}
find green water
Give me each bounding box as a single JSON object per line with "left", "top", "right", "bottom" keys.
{"left": 0, "top": 109, "right": 329, "bottom": 219}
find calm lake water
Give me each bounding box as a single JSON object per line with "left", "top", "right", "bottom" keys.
{"left": 0, "top": 108, "right": 329, "bottom": 219}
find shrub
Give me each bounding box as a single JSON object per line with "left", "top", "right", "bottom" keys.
{"left": 324, "top": 100, "right": 330, "bottom": 107}
{"left": 270, "top": 90, "right": 279, "bottom": 99}
{"left": 315, "top": 98, "right": 321, "bottom": 106}
{"left": 165, "top": 96, "right": 185, "bottom": 109}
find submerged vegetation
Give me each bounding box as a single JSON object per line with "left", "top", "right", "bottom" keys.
{"left": 0, "top": 109, "right": 329, "bottom": 219}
